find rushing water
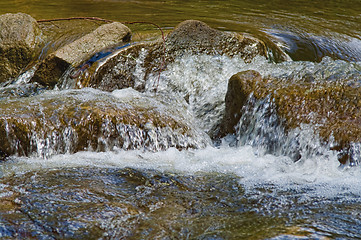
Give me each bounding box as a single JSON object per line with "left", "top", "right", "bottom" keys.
{"left": 1, "top": 0, "right": 361, "bottom": 239}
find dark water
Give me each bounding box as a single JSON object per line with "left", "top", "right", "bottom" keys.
{"left": 1, "top": 155, "right": 361, "bottom": 239}
{"left": 1, "top": 1, "right": 361, "bottom": 239}
{"left": 0, "top": 168, "right": 284, "bottom": 239}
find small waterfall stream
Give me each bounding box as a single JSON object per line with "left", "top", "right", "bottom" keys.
{"left": 1, "top": 47, "right": 361, "bottom": 238}
{"left": 1, "top": 0, "right": 361, "bottom": 238}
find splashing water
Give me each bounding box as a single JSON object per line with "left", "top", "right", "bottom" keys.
{"left": 1, "top": 37, "right": 361, "bottom": 240}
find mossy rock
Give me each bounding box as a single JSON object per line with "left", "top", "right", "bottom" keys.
{"left": 218, "top": 70, "right": 361, "bottom": 164}
{"left": 0, "top": 89, "right": 210, "bottom": 159}
{"left": 165, "top": 20, "right": 267, "bottom": 61}
{"left": 75, "top": 43, "right": 148, "bottom": 91}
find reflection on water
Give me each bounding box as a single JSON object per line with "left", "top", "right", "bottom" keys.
{"left": 1, "top": 0, "right": 360, "bottom": 61}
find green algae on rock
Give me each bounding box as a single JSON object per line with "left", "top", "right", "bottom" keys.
{"left": 0, "top": 88, "right": 210, "bottom": 159}
{"left": 218, "top": 70, "right": 361, "bottom": 164}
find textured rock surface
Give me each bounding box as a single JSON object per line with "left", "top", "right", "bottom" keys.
{"left": 216, "top": 70, "right": 263, "bottom": 138}
{"left": 31, "top": 22, "right": 131, "bottom": 87}
{"left": 75, "top": 20, "right": 288, "bottom": 92}
{"left": 0, "top": 89, "right": 210, "bottom": 158}
{"left": 165, "top": 20, "right": 268, "bottom": 61}
{"left": 0, "top": 13, "right": 42, "bottom": 83}
{"left": 218, "top": 70, "right": 361, "bottom": 164}
{"left": 76, "top": 43, "right": 147, "bottom": 91}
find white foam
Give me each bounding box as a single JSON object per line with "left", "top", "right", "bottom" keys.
{"left": 2, "top": 144, "right": 361, "bottom": 200}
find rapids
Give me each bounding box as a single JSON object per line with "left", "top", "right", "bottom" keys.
{"left": 1, "top": 0, "right": 361, "bottom": 239}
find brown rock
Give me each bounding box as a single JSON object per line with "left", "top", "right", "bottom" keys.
{"left": 217, "top": 70, "right": 361, "bottom": 164}
{"left": 217, "top": 70, "right": 262, "bottom": 137}
{"left": 165, "top": 20, "right": 270, "bottom": 62}
{"left": 0, "top": 89, "right": 210, "bottom": 158}
{"left": 31, "top": 22, "right": 131, "bottom": 88}
{"left": 75, "top": 20, "right": 288, "bottom": 92}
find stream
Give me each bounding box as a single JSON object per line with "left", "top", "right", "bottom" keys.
{"left": 1, "top": 0, "right": 361, "bottom": 239}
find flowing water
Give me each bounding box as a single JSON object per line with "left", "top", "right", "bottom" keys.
{"left": 1, "top": 0, "right": 361, "bottom": 239}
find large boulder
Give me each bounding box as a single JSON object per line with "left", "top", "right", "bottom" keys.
{"left": 217, "top": 70, "right": 361, "bottom": 164}
{"left": 0, "top": 13, "right": 42, "bottom": 83}
{"left": 72, "top": 20, "right": 289, "bottom": 92}
{"left": 165, "top": 20, "right": 270, "bottom": 61}
{"left": 0, "top": 88, "right": 210, "bottom": 159}
{"left": 31, "top": 22, "right": 131, "bottom": 88}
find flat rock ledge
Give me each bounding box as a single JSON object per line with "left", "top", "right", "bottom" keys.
{"left": 0, "top": 89, "right": 210, "bottom": 160}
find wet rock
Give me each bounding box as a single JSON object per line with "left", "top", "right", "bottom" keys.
{"left": 217, "top": 70, "right": 361, "bottom": 164}
{"left": 216, "top": 70, "right": 263, "bottom": 137}
{"left": 0, "top": 13, "right": 42, "bottom": 83}
{"left": 75, "top": 20, "right": 288, "bottom": 92}
{"left": 166, "top": 20, "right": 267, "bottom": 61}
{"left": 0, "top": 88, "right": 210, "bottom": 158}
{"left": 0, "top": 168, "right": 288, "bottom": 239}
{"left": 74, "top": 43, "right": 147, "bottom": 91}
{"left": 0, "top": 149, "right": 9, "bottom": 161}
{"left": 31, "top": 22, "right": 131, "bottom": 88}
{"left": 0, "top": 82, "right": 46, "bottom": 99}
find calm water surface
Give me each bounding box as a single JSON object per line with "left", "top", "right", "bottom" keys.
{"left": 1, "top": 0, "right": 361, "bottom": 61}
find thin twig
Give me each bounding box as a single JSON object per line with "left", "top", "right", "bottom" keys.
{"left": 37, "top": 17, "right": 113, "bottom": 23}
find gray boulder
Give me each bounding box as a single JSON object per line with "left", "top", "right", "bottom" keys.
{"left": 0, "top": 13, "right": 42, "bottom": 83}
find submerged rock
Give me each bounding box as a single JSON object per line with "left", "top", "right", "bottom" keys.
{"left": 0, "top": 82, "right": 46, "bottom": 99}
{"left": 217, "top": 70, "right": 361, "bottom": 164}
{"left": 0, "top": 88, "right": 210, "bottom": 159}
{"left": 31, "top": 22, "right": 131, "bottom": 88}
{"left": 74, "top": 20, "right": 288, "bottom": 92}
{"left": 0, "top": 13, "right": 42, "bottom": 83}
